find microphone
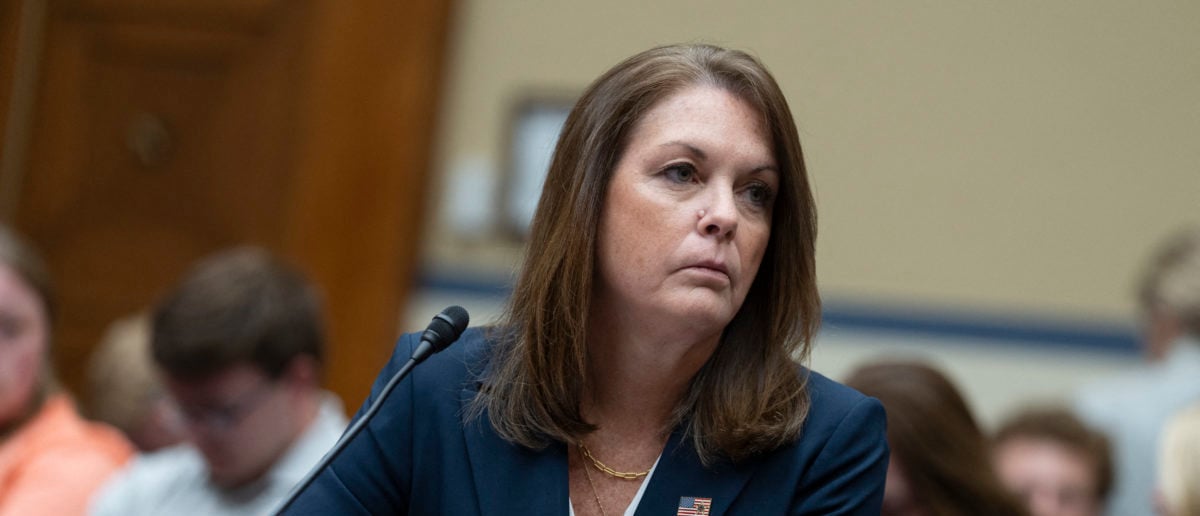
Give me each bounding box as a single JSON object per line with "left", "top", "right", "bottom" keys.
{"left": 411, "top": 305, "right": 469, "bottom": 364}
{"left": 273, "top": 306, "right": 470, "bottom": 514}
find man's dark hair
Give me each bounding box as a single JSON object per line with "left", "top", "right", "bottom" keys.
{"left": 151, "top": 247, "right": 324, "bottom": 380}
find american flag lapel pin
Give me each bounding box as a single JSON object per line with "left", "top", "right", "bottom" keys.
{"left": 677, "top": 496, "right": 712, "bottom": 516}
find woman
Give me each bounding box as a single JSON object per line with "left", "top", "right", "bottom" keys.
{"left": 844, "top": 360, "right": 1028, "bottom": 516}
{"left": 0, "top": 224, "right": 133, "bottom": 514}
{"left": 286, "top": 44, "right": 888, "bottom": 515}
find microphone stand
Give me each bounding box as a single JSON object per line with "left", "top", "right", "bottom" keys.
{"left": 272, "top": 306, "right": 468, "bottom": 515}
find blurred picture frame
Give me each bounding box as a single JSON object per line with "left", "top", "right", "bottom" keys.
{"left": 500, "top": 94, "right": 575, "bottom": 239}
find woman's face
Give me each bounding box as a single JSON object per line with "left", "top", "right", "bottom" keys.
{"left": 0, "top": 263, "right": 48, "bottom": 425}
{"left": 994, "top": 437, "right": 1103, "bottom": 516}
{"left": 882, "top": 457, "right": 928, "bottom": 516}
{"left": 594, "top": 85, "right": 777, "bottom": 334}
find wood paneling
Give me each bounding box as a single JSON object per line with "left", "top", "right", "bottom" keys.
{"left": 2, "top": 0, "right": 46, "bottom": 217}
{"left": 1, "top": 1, "right": 20, "bottom": 147}
{"left": 281, "top": 0, "right": 455, "bottom": 408}
{"left": 11, "top": 0, "right": 452, "bottom": 410}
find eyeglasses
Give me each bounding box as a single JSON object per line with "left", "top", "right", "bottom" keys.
{"left": 177, "top": 380, "right": 277, "bottom": 433}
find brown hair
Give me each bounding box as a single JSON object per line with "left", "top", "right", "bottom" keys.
{"left": 994, "top": 406, "right": 1114, "bottom": 504}
{"left": 473, "top": 44, "right": 820, "bottom": 464}
{"left": 0, "top": 224, "right": 60, "bottom": 409}
{"left": 151, "top": 247, "right": 325, "bottom": 380}
{"left": 0, "top": 224, "right": 55, "bottom": 327}
{"left": 845, "top": 360, "right": 1028, "bottom": 516}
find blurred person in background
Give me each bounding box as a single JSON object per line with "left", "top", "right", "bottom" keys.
{"left": 1076, "top": 226, "right": 1200, "bottom": 516}
{"left": 90, "top": 247, "right": 347, "bottom": 515}
{"left": 1156, "top": 401, "right": 1200, "bottom": 516}
{"left": 992, "top": 406, "right": 1113, "bottom": 516}
{"left": 85, "top": 313, "right": 186, "bottom": 452}
{"left": 0, "top": 224, "right": 133, "bottom": 515}
{"left": 845, "top": 359, "right": 1028, "bottom": 516}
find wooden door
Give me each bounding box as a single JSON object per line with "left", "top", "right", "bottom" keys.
{"left": 7, "top": 0, "right": 452, "bottom": 410}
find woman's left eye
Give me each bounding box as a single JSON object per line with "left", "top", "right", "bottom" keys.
{"left": 743, "top": 183, "right": 774, "bottom": 208}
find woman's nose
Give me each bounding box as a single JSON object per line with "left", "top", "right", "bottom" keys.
{"left": 697, "top": 188, "right": 738, "bottom": 240}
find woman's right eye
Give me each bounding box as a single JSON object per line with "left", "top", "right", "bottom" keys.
{"left": 663, "top": 163, "right": 697, "bottom": 183}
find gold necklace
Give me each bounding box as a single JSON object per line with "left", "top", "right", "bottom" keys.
{"left": 578, "top": 443, "right": 651, "bottom": 480}
{"left": 578, "top": 446, "right": 608, "bottom": 516}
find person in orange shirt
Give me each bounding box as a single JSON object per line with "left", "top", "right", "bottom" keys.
{"left": 0, "top": 224, "right": 132, "bottom": 515}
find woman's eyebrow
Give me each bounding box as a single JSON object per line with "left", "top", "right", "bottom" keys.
{"left": 657, "top": 140, "right": 777, "bottom": 176}
{"left": 749, "top": 165, "right": 779, "bottom": 176}
{"left": 657, "top": 141, "right": 707, "bottom": 161}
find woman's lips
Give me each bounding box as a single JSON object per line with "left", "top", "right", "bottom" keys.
{"left": 683, "top": 260, "right": 730, "bottom": 282}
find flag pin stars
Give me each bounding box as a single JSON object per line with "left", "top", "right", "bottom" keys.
{"left": 677, "top": 496, "right": 712, "bottom": 516}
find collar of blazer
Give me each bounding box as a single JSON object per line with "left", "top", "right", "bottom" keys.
{"left": 458, "top": 384, "right": 756, "bottom": 516}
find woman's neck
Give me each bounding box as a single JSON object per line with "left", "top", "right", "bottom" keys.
{"left": 582, "top": 304, "right": 721, "bottom": 436}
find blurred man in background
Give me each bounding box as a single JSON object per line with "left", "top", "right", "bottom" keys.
{"left": 91, "top": 247, "right": 347, "bottom": 515}
{"left": 993, "top": 406, "right": 1113, "bottom": 516}
{"left": 1076, "top": 227, "right": 1200, "bottom": 516}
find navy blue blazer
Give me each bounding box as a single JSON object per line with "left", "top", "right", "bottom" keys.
{"left": 283, "top": 328, "right": 888, "bottom": 515}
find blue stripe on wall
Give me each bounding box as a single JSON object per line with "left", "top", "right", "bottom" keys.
{"left": 820, "top": 302, "right": 1138, "bottom": 354}
{"left": 417, "top": 272, "right": 1140, "bottom": 355}
{"left": 419, "top": 272, "right": 514, "bottom": 298}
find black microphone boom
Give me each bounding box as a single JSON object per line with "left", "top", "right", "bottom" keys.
{"left": 273, "top": 306, "right": 470, "bottom": 514}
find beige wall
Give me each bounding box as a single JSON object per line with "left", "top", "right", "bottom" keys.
{"left": 426, "top": 0, "right": 1200, "bottom": 322}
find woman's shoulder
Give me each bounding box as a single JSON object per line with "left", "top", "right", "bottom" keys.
{"left": 398, "top": 325, "right": 495, "bottom": 389}
{"left": 796, "top": 367, "right": 888, "bottom": 445}
{"left": 716, "top": 367, "right": 889, "bottom": 513}
{"left": 0, "top": 395, "right": 133, "bottom": 514}
{"left": 803, "top": 367, "right": 877, "bottom": 412}
{"left": 12, "top": 395, "right": 133, "bottom": 463}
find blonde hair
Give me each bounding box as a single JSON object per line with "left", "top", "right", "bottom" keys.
{"left": 85, "top": 313, "right": 162, "bottom": 436}
{"left": 1160, "top": 402, "right": 1200, "bottom": 516}
{"left": 1139, "top": 227, "right": 1200, "bottom": 337}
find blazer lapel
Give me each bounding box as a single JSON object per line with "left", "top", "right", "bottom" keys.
{"left": 460, "top": 387, "right": 569, "bottom": 516}
{"left": 635, "top": 429, "right": 756, "bottom": 516}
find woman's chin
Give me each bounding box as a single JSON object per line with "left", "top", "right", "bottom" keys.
{"left": 660, "top": 297, "right": 737, "bottom": 333}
